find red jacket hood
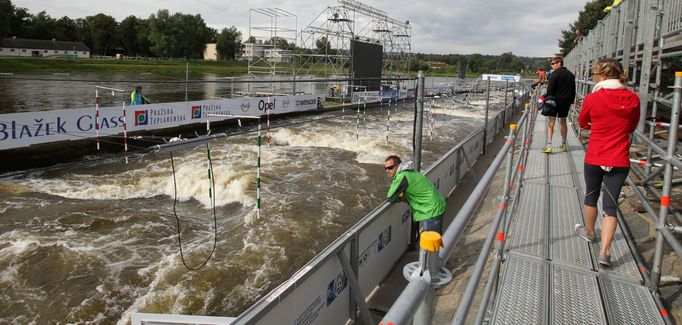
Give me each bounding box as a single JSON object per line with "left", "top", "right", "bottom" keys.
{"left": 594, "top": 88, "right": 639, "bottom": 118}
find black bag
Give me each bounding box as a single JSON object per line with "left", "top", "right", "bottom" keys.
{"left": 540, "top": 96, "right": 557, "bottom": 116}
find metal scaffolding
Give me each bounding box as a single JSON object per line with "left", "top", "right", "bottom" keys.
{"left": 564, "top": 0, "right": 682, "bottom": 315}
{"left": 295, "top": 0, "right": 411, "bottom": 80}
{"left": 245, "top": 8, "right": 297, "bottom": 94}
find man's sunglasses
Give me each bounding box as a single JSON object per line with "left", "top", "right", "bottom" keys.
{"left": 385, "top": 164, "right": 398, "bottom": 170}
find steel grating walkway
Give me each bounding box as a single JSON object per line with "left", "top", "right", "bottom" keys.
{"left": 490, "top": 115, "right": 664, "bottom": 324}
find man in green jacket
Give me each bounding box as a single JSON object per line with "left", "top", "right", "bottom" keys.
{"left": 385, "top": 155, "right": 446, "bottom": 234}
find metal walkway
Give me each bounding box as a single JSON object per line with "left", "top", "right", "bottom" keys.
{"left": 491, "top": 115, "right": 665, "bottom": 324}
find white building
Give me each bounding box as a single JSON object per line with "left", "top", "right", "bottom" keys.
{"left": 203, "top": 43, "right": 217, "bottom": 61}
{"left": 0, "top": 37, "right": 90, "bottom": 58}
{"left": 240, "top": 42, "right": 267, "bottom": 61}
{"left": 263, "top": 48, "right": 292, "bottom": 63}
{"left": 240, "top": 42, "right": 292, "bottom": 63}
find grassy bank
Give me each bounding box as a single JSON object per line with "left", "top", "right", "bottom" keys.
{"left": 0, "top": 57, "right": 249, "bottom": 77}
{"left": 0, "top": 57, "right": 534, "bottom": 80}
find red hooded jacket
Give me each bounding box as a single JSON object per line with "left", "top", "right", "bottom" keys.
{"left": 579, "top": 87, "right": 640, "bottom": 167}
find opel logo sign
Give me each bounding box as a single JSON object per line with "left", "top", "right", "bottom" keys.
{"left": 241, "top": 100, "right": 250, "bottom": 112}
{"left": 282, "top": 98, "right": 289, "bottom": 108}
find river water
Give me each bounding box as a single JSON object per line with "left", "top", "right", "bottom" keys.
{"left": 0, "top": 74, "right": 507, "bottom": 323}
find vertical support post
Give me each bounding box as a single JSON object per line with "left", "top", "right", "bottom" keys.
{"left": 636, "top": 3, "right": 659, "bottom": 132}
{"left": 502, "top": 124, "right": 517, "bottom": 229}
{"left": 621, "top": 0, "right": 637, "bottom": 77}
{"left": 386, "top": 109, "right": 390, "bottom": 145}
{"left": 502, "top": 80, "right": 509, "bottom": 126}
{"left": 415, "top": 71, "right": 425, "bottom": 171}
{"left": 256, "top": 119, "right": 262, "bottom": 219}
{"left": 349, "top": 236, "right": 360, "bottom": 323}
{"left": 95, "top": 88, "right": 100, "bottom": 150}
{"left": 122, "top": 101, "right": 128, "bottom": 164}
{"left": 337, "top": 249, "right": 373, "bottom": 325}
{"left": 414, "top": 232, "right": 442, "bottom": 325}
{"left": 651, "top": 72, "right": 682, "bottom": 289}
{"left": 356, "top": 106, "right": 360, "bottom": 141}
{"left": 483, "top": 77, "right": 491, "bottom": 154}
{"left": 266, "top": 97, "right": 271, "bottom": 146}
{"left": 646, "top": 6, "right": 666, "bottom": 174}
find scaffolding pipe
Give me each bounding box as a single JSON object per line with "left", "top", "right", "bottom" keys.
{"left": 651, "top": 72, "right": 681, "bottom": 289}
{"left": 415, "top": 71, "right": 425, "bottom": 171}
{"left": 451, "top": 125, "right": 517, "bottom": 325}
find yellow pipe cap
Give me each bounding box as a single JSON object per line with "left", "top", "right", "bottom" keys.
{"left": 420, "top": 231, "right": 443, "bottom": 253}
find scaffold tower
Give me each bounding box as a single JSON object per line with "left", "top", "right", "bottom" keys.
{"left": 295, "top": 0, "right": 411, "bottom": 79}
{"left": 245, "top": 8, "right": 297, "bottom": 94}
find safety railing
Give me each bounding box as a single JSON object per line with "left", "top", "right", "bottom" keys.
{"left": 378, "top": 84, "right": 540, "bottom": 325}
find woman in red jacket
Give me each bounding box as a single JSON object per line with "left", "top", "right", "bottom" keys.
{"left": 574, "top": 58, "right": 640, "bottom": 267}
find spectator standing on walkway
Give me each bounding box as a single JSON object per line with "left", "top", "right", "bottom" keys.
{"left": 130, "top": 86, "right": 150, "bottom": 105}
{"left": 542, "top": 56, "right": 576, "bottom": 153}
{"left": 574, "top": 59, "right": 640, "bottom": 267}
{"left": 384, "top": 155, "right": 446, "bottom": 234}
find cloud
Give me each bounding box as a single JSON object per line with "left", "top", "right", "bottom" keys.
{"left": 12, "top": 0, "right": 586, "bottom": 56}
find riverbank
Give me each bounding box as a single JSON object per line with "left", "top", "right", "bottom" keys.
{"left": 0, "top": 57, "right": 535, "bottom": 79}
{"left": 0, "top": 57, "right": 249, "bottom": 78}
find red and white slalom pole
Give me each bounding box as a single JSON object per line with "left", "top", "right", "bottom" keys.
{"left": 94, "top": 86, "right": 125, "bottom": 157}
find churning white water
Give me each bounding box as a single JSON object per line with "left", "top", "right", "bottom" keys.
{"left": 0, "top": 95, "right": 510, "bottom": 323}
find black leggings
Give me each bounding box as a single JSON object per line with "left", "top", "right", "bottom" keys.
{"left": 584, "top": 163, "right": 630, "bottom": 217}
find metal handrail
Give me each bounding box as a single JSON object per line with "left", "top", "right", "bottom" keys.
{"left": 379, "top": 81, "right": 534, "bottom": 324}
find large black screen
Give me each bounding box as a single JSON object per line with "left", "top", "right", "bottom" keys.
{"left": 351, "top": 40, "right": 383, "bottom": 91}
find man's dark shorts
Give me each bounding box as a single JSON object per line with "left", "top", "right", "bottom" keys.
{"left": 547, "top": 99, "right": 572, "bottom": 118}
{"left": 419, "top": 213, "right": 443, "bottom": 234}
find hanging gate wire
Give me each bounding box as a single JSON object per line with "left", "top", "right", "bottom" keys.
{"left": 169, "top": 144, "right": 218, "bottom": 270}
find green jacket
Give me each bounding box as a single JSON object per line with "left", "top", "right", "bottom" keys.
{"left": 387, "top": 161, "right": 446, "bottom": 221}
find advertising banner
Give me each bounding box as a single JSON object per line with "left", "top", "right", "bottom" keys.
{"left": 0, "top": 95, "right": 317, "bottom": 150}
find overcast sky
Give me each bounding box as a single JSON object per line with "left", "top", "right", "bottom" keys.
{"left": 12, "top": 0, "right": 587, "bottom": 57}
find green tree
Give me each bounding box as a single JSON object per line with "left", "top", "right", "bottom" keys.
{"left": 216, "top": 26, "right": 241, "bottom": 60}
{"left": 55, "top": 16, "right": 79, "bottom": 41}
{"left": 467, "top": 53, "right": 485, "bottom": 73}
{"left": 558, "top": 0, "right": 611, "bottom": 55}
{"left": 148, "top": 10, "right": 212, "bottom": 59}
{"left": 0, "top": 0, "right": 13, "bottom": 38}
{"left": 28, "top": 11, "right": 57, "bottom": 39}
{"left": 9, "top": 7, "right": 32, "bottom": 38}
{"left": 86, "top": 13, "right": 117, "bottom": 55}
{"left": 74, "top": 18, "right": 91, "bottom": 48}
{"left": 119, "top": 16, "right": 144, "bottom": 56}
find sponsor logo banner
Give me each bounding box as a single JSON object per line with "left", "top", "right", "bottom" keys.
{"left": 0, "top": 95, "right": 317, "bottom": 150}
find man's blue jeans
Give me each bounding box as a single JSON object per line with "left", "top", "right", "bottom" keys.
{"left": 419, "top": 213, "right": 443, "bottom": 234}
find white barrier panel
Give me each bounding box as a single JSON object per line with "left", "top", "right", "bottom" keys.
{"left": 0, "top": 95, "right": 317, "bottom": 150}
{"left": 256, "top": 247, "right": 351, "bottom": 325}
{"left": 357, "top": 203, "right": 411, "bottom": 294}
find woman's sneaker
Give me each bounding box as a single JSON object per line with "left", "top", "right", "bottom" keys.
{"left": 559, "top": 144, "right": 568, "bottom": 152}
{"left": 598, "top": 254, "right": 611, "bottom": 267}
{"left": 574, "top": 224, "right": 595, "bottom": 243}
{"left": 542, "top": 145, "right": 552, "bottom": 153}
